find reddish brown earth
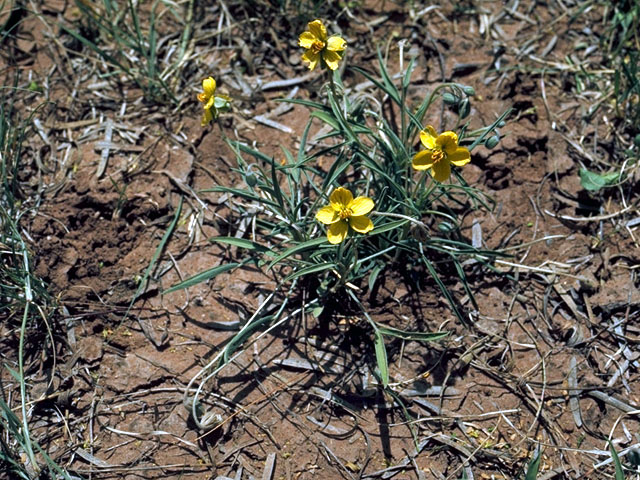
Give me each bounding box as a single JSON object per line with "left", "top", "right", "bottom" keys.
{"left": 1, "top": 1, "right": 639, "bottom": 479}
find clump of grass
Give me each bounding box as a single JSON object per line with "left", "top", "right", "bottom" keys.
{"left": 574, "top": 0, "right": 639, "bottom": 194}
{"left": 0, "top": 77, "right": 74, "bottom": 479}
{"left": 60, "top": 0, "right": 190, "bottom": 104}
{"left": 601, "top": 0, "right": 639, "bottom": 164}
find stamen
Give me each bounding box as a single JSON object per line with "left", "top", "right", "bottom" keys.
{"left": 311, "top": 40, "right": 325, "bottom": 54}
{"left": 339, "top": 208, "right": 351, "bottom": 220}
{"left": 432, "top": 149, "right": 445, "bottom": 163}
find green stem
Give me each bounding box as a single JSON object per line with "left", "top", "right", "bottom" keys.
{"left": 215, "top": 116, "right": 228, "bottom": 140}
{"left": 328, "top": 72, "right": 358, "bottom": 144}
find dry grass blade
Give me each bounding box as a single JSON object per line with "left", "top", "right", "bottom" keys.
{"left": 568, "top": 356, "right": 583, "bottom": 428}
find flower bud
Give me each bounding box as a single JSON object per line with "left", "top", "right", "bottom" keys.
{"left": 442, "top": 92, "right": 459, "bottom": 105}
{"left": 246, "top": 172, "right": 258, "bottom": 187}
{"left": 462, "top": 85, "right": 475, "bottom": 96}
{"left": 485, "top": 135, "right": 500, "bottom": 149}
{"left": 437, "top": 221, "right": 455, "bottom": 233}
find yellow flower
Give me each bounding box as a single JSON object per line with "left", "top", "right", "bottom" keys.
{"left": 412, "top": 126, "right": 471, "bottom": 182}
{"left": 298, "top": 20, "right": 346, "bottom": 71}
{"left": 316, "top": 187, "right": 374, "bottom": 244}
{"left": 197, "top": 77, "right": 231, "bottom": 126}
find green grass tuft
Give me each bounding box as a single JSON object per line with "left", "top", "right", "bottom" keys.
{"left": 0, "top": 74, "right": 76, "bottom": 480}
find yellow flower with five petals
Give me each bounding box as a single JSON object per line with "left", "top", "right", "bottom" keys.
{"left": 412, "top": 126, "right": 471, "bottom": 182}
{"left": 316, "top": 187, "right": 374, "bottom": 244}
{"left": 298, "top": 20, "right": 346, "bottom": 71}
{"left": 197, "top": 77, "right": 231, "bottom": 126}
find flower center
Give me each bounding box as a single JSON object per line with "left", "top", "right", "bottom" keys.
{"left": 310, "top": 40, "right": 325, "bottom": 54}
{"left": 432, "top": 148, "right": 445, "bottom": 164}
{"left": 338, "top": 207, "right": 352, "bottom": 220}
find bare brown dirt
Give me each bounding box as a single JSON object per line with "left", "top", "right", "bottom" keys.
{"left": 1, "top": 1, "right": 639, "bottom": 479}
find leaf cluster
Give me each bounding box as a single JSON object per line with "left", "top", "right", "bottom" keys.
{"left": 61, "top": 0, "right": 189, "bottom": 104}
{"left": 0, "top": 76, "right": 73, "bottom": 480}
{"left": 172, "top": 51, "right": 508, "bottom": 388}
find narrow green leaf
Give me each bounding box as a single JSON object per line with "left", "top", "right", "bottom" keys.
{"left": 421, "top": 250, "right": 465, "bottom": 324}
{"left": 413, "top": 93, "right": 434, "bottom": 128}
{"left": 402, "top": 57, "right": 415, "bottom": 89}
{"left": 609, "top": 440, "right": 625, "bottom": 480}
{"left": 351, "top": 64, "right": 423, "bottom": 131}
{"left": 278, "top": 97, "right": 328, "bottom": 110}
{"left": 5, "top": 365, "right": 21, "bottom": 382}
{"left": 385, "top": 387, "right": 419, "bottom": 448}
{"left": 368, "top": 263, "right": 384, "bottom": 292}
{"left": 148, "top": 1, "right": 158, "bottom": 74}
{"left": 377, "top": 49, "right": 402, "bottom": 104}
{"left": 222, "top": 313, "right": 275, "bottom": 365}
{"left": 285, "top": 263, "right": 336, "bottom": 282}
{"left": 524, "top": 446, "right": 542, "bottom": 480}
{"left": 454, "top": 259, "right": 478, "bottom": 310}
{"left": 164, "top": 262, "right": 240, "bottom": 294}
{"left": 579, "top": 168, "right": 620, "bottom": 191}
{"left": 270, "top": 156, "right": 285, "bottom": 210}
{"left": 298, "top": 119, "right": 314, "bottom": 164}
{"left": 358, "top": 152, "right": 407, "bottom": 198}
{"left": 58, "top": 24, "right": 126, "bottom": 72}
{"left": 369, "top": 219, "right": 409, "bottom": 236}
{"left": 322, "top": 157, "right": 351, "bottom": 190}
{"left": 326, "top": 89, "right": 357, "bottom": 143}
{"left": 468, "top": 108, "right": 512, "bottom": 151}
{"left": 374, "top": 329, "right": 389, "bottom": 387}
{"left": 234, "top": 140, "right": 274, "bottom": 164}
{"left": 200, "top": 186, "right": 279, "bottom": 208}
{"left": 311, "top": 110, "right": 340, "bottom": 130}
{"left": 267, "top": 237, "right": 328, "bottom": 270}
{"left": 208, "top": 236, "right": 270, "bottom": 253}
{"left": 134, "top": 198, "right": 182, "bottom": 300}
{"left": 351, "top": 65, "right": 399, "bottom": 103}
{"left": 377, "top": 326, "right": 449, "bottom": 342}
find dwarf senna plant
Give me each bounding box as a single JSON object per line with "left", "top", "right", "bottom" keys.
{"left": 172, "top": 22, "right": 509, "bottom": 428}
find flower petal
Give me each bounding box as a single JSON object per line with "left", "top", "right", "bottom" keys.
{"left": 412, "top": 150, "right": 434, "bottom": 170}
{"left": 316, "top": 205, "right": 340, "bottom": 224}
{"left": 204, "top": 96, "right": 215, "bottom": 110}
{"left": 322, "top": 50, "right": 342, "bottom": 70}
{"left": 298, "top": 31, "right": 316, "bottom": 49}
{"left": 430, "top": 158, "right": 451, "bottom": 182}
{"left": 349, "top": 215, "right": 373, "bottom": 234}
{"left": 202, "top": 77, "right": 216, "bottom": 96}
{"left": 307, "top": 20, "right": 327, "bottom": 42}
{"left": 201, "top": 107, "right": 214, "bottom": 127}
{"left": 349, "top": 196, "right": 374, "bottom": 216}
{"left": 327, "top": 220, "right": 348, "bottom": 244}
{"left": 448, "top": 147, "right": 471, "bottom": 166}
{"left": 302, "top": 50, "right": 320, "bottom": 70}
{"left": 330, "top": 187, "right": 353, "bottom": 210}
{"left": 437, "top": 131, "right": 459, "bottom": 155}
{"left": 420, "top": 126, "right": 438, "bottom": 149}
{"left": 326, "top": 35, "right": 346, "bottom": 52}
